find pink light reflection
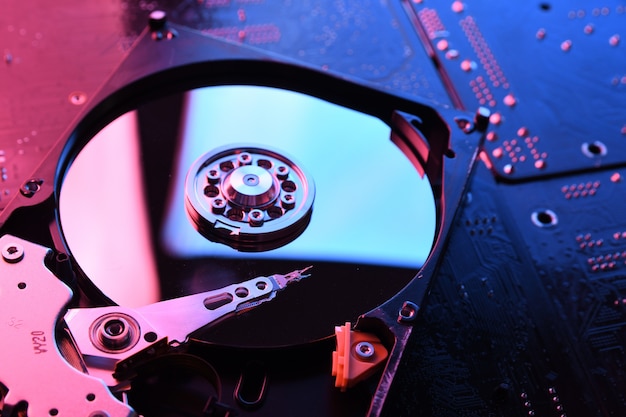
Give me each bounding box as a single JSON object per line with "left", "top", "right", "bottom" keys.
{"left": 59, "top": 111, "right": 161, "bottom": 307}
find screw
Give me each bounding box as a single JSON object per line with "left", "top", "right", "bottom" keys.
{"left": 211, "top": 198, "right": 226, "bottom": 214}
{"left": 104, "top": 319, "right": 125, "bottom": 337}
{"left": 98, "top": 317, "right": 131, "bottom": 350}
{"left": 354, "top": 341, "right": 375, "bottom": 359}
{"left": 93, "top": 314, "right": 138, "bottom": 352}
{"left": 207, "top": 169, "right": 221, "bottom": 184}
{"left": 398, "top": 301, "right": 419, "bottom": 323}
{"left": 276, "top": 165, "right": 290, "bottom": 180}
{"left": 2, "top": 243, "right": 24, "bottom": 263}
{"left": 20, "top": 179, "right": 43, "bottom": 197}
{"left": 238, "top": 152, "right": 252, "bottom": 166}
{"left": 281, "top": 193, "right": 296, "bottom": 209}
{"left": 249, "top": 209, "right": 264, "bottom": 226}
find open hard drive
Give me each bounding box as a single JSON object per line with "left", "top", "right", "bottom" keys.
{"left": 3, "top": 1, "right": 626, "bottom": 416}
{"left": 0, "top": 7, "right": 484, "bottom": 416}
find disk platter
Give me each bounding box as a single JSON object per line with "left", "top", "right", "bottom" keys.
{"left": 59, "top": 85, "right": 436, "bottom": 347}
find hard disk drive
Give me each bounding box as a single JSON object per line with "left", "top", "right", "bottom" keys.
{"left": 6, "top": 1, "right": 625, "bottom": 416}
{"left": 0, "top": 11, "right": 484, "bottom": 417}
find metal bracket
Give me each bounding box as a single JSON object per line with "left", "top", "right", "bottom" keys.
{"left": 0, "top": 235, "right": 135, "bottom": 417}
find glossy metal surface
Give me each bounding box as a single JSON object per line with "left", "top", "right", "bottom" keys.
{"left": 59, "top": 85, "right": 436, "bottom": 346}
{"left": 0, "top": 235, "right": 135, "bottom": 417}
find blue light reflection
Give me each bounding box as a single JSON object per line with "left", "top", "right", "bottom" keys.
{"left": 162, "top": 86, "right": 435, "bottom": 268}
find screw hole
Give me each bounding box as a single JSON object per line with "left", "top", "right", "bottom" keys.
{"left": 68, "top": 91, "right": 87, "bottom": 105}
{"left": 227, "top": 208, "right": 244, "bottom": 221}
{"left": 587, "top": 143, "right": 602, "bottom": 155}
{"left": 282, "top": 181, "right": 297, "bottom": 192}
{"left": 531, "top": 209, "right": 558, "bottom": 227}
{"left": 537, "top": 212, "right": 552, "bottom": 224}
{"left": 144, "top": 331, "right": 158, "bottom": 343}
{"left": 86, "top": 393, "right": 96, "bottom": 402}
{"left": 235, "top": 287, "right": 249, "bottom": 298}
{"left": 220, "top": 160, "right": 234, "bottom": 172}
{"left": 398, "top": 301, "right": 419, "bottom": 323}
{"left": 539, "top": 3, "right": 551, "bottom": 11}
{"left": 267, "top": 206, "right": 283, "bottom": 219}
{"left": 204, "top": 185, "right": 220, "bottom": 197}
{"left": 400, "top": 306, "right": 415, "bottom": 318}
{"left": 17, "top": 282, "right": 26, "bottom": 290}
{"left": 257, "top": 159, "right": 272, "bottom": 169}
{"left": 582, "top": 141, "right": 607, "bottom": 158}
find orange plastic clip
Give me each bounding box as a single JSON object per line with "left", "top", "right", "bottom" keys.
{"left": 331, "top": 322, "right": 389, "bottom": 391}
